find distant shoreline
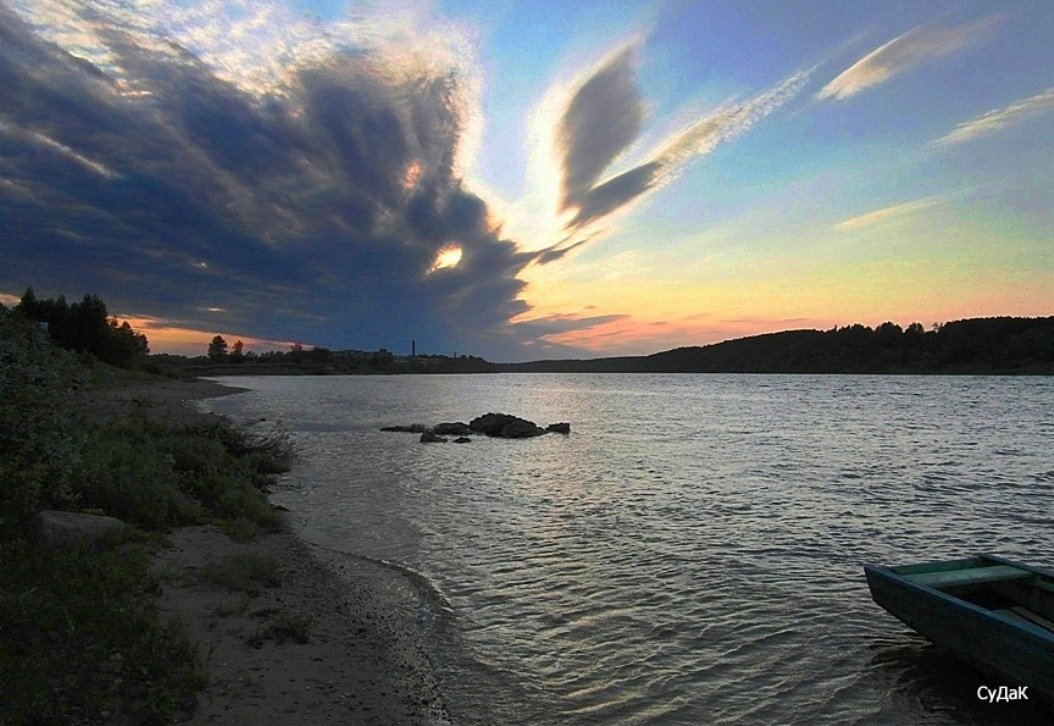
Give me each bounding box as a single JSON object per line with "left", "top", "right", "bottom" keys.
{"left": 192, "top": 366, "right": 1054, "bottom": 376}
{"left": 161, "top": 315, "right": 1054, "bottom": 377}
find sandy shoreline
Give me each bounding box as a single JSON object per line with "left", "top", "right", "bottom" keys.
{"left": 138, "top": 378, "right": 450, "bottom": 724}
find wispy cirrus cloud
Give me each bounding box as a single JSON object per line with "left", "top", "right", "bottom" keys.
{"left": 818, "top": 15, "right": 1002, "bottom": 101}
{"left": 833, "top": 195, "right": 947, "bottom": 231}
{"left": 936, "top": 87, "right": 1054, "bottom": 145}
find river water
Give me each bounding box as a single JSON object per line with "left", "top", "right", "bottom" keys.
{"left": 202, "top": 374, "right": 1054, "bottom": 724}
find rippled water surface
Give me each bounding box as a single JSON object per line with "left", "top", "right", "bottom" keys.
{"left": 203, "top": 374, "right": 1054, "bottom": 724}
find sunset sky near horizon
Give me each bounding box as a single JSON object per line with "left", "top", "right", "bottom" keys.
{"left": 1, "top": 0, "right": 1051, "bottom": 360}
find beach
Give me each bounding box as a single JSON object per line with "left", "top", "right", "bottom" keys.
{"left": 126, "top": 379, "right": 448, "bottom": 724}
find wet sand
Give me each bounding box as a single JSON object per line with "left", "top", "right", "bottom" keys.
{"left": 157, "top": 525, "right": 448, "bottom": 724}
{"left": 129, "top": 377, "right": 449, "bottom": 724}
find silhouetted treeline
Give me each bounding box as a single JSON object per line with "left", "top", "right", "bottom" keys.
{"left": 159, "top": 342, "right": 497, "bottom": 375}
{"left": 14, "top": 288, "right": 148, "bottom": 368}
{"left": 498, "top": 318, "right": 1054, "bottom": 374}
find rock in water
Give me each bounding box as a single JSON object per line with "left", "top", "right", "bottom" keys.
{"left": 453, "top": 436, "right": 472, "bottom": 444}
{"left": 433, "top": 422, "right": 471, "bottom": 436}
{"left": 380, "top": 424, "right": 428, "bottom": 433}
{"left": 469, "top": 412, "right": 546, "bottom": 437}
{"left": 468, "top": 412, "right": 521, "bottom": 436}
{"left": 500, "top": 420, "right": 547, "bottom": 438}
{"left": 546, "top": 422, "right": 570, "bottom": 434}
{"left": 419, "top": 430, "right": 448, "bottom": 443}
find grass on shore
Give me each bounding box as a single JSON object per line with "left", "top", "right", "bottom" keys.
{"left": 0, "top": 532, "right": 206, "bottom": 723}
{"left": 1, "top": 305, "right": 294, "bottom": 724}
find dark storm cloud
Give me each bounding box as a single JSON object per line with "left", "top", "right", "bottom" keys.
{"left": 0, "top": 3, "right": 536, "bottom": 359}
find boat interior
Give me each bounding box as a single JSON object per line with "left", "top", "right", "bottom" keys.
{"left": 897, "top": 559, "right": 1054, "bottom": 634}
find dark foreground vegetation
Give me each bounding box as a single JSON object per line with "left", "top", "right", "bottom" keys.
{"left": 0, "top": 303, "right": 292, "bottom": 724}
{"left": 499, "top": 318, "right": 1054, "bottom": 374}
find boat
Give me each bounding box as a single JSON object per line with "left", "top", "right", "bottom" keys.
{"left": 864, "top": 554, "right": 1054, "bottom": 702}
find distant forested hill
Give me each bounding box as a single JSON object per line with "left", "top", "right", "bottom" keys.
{"left": 498, "top": 317, "right": 1054, "bottom": 374}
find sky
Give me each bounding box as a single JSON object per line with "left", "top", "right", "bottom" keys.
{"left": 1, "top": 0, "right": 1051, "bottom": 361}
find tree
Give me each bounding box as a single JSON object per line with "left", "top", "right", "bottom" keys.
{"left": 207, "top": 335, "right": 228, "bottom": 362}
{"left": 16, "top": 290, "right": 147, "bottom": 367}
{"left": 16, "top": 287, "right": 38, "bottom": 317}
{"left": 287, "top": 341, "right": 305, "bottom": 363}
{"left": 230, "top": 340, "right": 245, "bottom": 363}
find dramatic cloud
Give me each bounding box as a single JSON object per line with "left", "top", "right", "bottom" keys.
{"left": 556, "top": 49, "right": 644, "bottom": 213}
{"left": 936, "top": 87, "right": 1054, "bottom": 145}
{"left": 507, "top": 312, "right": 632, "bottom": 356}
{"left": 554, "top": 60, "right": 810, "bottom": 230}
{"left": 833, "top": 196, "right": 946, "bottom": 231}
{"left": 0, "top": 1, "right": 534, "bottom": 359}
{"left": 818, "top": 16, "right": 1001, "bottom": 100}
{"left": 533, "top": 235, "right": 595, "bottom": 266}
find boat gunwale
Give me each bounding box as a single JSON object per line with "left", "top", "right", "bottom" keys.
{"left": 864, "top": 555, "right": 1054, "bottom": 644}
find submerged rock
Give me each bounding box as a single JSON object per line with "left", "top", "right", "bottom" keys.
{"left": 381, "top": 423, "right": 428, "bottom": 433}
{"left": 433, "top": 422, "right": 471, "bottom": 436}
{"left": 452, "top": 436, "right": 472, "bottom": 444}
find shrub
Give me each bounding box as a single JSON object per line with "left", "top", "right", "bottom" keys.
{"left": 0, "top": 307, "right": 86, "bottom": 528}
{"left": 73, "top": 433, "right": 203, "bottom": 530}
{"left": 0, "top": 534, "right": 205, "bottom": 724}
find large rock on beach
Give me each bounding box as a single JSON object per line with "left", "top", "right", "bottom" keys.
{"left": 26, "top": 509, "right": 127, "bottom": 549}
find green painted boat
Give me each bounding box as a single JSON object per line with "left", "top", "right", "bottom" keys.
{"left": 865, "top": 554, "right": 1054, "bottom": 702}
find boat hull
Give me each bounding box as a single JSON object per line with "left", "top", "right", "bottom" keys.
{"left": 865, "top": 555, "right": 1054, "bottom": 702}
